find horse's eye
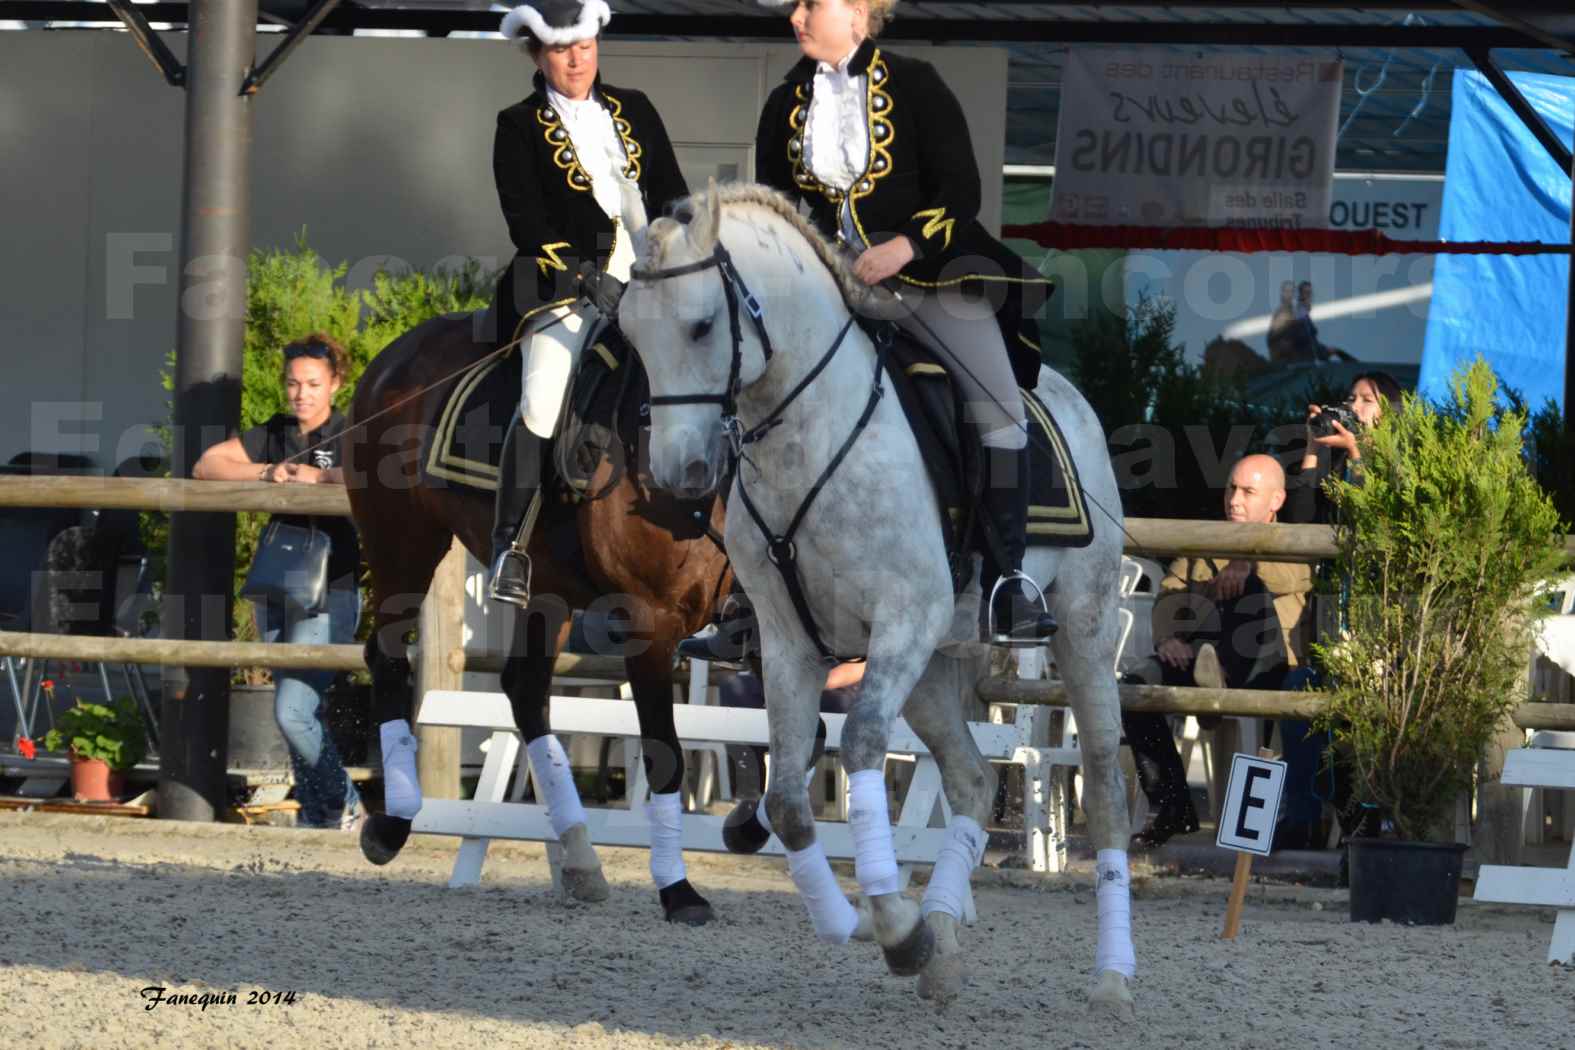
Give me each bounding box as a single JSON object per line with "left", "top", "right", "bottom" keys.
{"left": 690, "top": 317, "right": 714, "bottom": 342}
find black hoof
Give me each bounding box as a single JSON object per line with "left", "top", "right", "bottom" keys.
{"left": 360, "top": 813, "right": 412, "bottom": 866}
{"left": 659, "top": 878, "right": 715, "bottom": 926}
{"left": 721, "top": 799, "right": 771, "bottom": 855}
{"left": 881, "top": 918, "right": 936, "bottom": 977}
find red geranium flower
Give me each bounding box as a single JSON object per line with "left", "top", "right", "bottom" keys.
{"left": 17, "top": 736, "right": 36, "bottom": 760}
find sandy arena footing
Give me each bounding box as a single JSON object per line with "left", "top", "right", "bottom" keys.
{"left": 0, "top": 811, "right": 1568, "bottom": 1049}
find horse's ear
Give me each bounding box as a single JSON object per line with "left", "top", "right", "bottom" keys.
{"left": 618, "top": 173, "right": 649, "bottom": 239}
{"left": 688, "top": 177, "right": 722, "bottom": 252}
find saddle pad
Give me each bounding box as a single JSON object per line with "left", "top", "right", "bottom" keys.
{"left": 423, "top": 339, "right": 521, "bottom": 493}
{"left": 422, "top": 323, "right": 633, "bottom": 495}
{"left": 884, "top": 338, "right": 1092, "bottom": 551}
{"left": 1021, "top": 387, "right": 1093, "bottom": 548}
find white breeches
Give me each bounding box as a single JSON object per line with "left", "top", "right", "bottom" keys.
{"left": 517, "top": 230, "right": 632, "bottom": 438}
{"left": 519, "top": 302, "right": 600, "bottom": 439}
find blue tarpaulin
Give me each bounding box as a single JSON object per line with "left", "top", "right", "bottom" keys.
{"left": 1420, "top": 70, "right": 1574, "bottom": 411}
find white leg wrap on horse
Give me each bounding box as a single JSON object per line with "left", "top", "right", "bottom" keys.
{"left": 847, "top": 769, "right": 901, "bottom": 897}
{"left": 921, "top": 816, "right": 986, "bottom": 921}
{"left": 646, "top": 791, "right": 686, "bottom": 890}
{"left": 379, "top": 719, "right": 422, "bottom": 820}
{"left": 526, "top": 735, "right": 587, "bottom": 839}
{"left": 786, "top": 841, "right": 859, "bottom": 944}
{"left": 1094, "top": 848, "right": 1137, "bottom": 978}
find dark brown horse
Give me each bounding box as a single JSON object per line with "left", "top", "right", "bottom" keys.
{"left": 344, "top": 310, "right": 730, "bottom": 924}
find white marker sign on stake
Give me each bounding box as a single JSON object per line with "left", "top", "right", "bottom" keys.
{"left": 1219, "top": 749, "right": 1285, "bottom": 940}
{"left": 1217, "top": 752, "right": 1288, "bottom": 857}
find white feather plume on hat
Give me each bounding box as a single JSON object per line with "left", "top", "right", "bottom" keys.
{"left": 500, "top": 0, "right": 613, "bottom": 45}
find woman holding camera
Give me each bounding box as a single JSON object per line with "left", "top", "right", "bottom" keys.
{"left": 1286, "top": 370, "right": 1403, "bottom": 526}
{"left": 193, "top": 334, "right": 363, "bottom": 831}
{"left": 1276, "top": 370, "right": 1401, "bottom": 850}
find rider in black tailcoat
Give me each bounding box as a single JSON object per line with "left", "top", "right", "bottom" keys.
{"left": 487, "top": 0, "right": 689, "bottom": 606}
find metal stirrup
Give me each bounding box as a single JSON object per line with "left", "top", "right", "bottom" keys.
{"left": 488, "top": 547, "right": 533, "bottom": 607}
{"left": 986, "top": 570, "right": 1051, "bottom": 648}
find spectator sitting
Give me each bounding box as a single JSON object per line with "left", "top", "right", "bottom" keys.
{"left": 1125, "top": 454, "right": 1312, "bottom": 848}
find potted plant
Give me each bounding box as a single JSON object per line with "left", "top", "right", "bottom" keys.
{"left": 1313, "top": 359, "right": 1568, "bottom": 925}
{"left": 43, "top": 697, "right": 148, "bottom": 802}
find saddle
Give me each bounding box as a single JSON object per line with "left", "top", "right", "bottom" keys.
{"left": 421, "top": 317, "right": 657, "bottom": 557}
{"left": 423, "top": 316, "right": 638, "bottom": 489}
{"left": 878, "top": 322, "right": 1094, "bottom": 587}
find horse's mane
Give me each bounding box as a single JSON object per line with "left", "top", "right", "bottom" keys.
{"left": 639, "top": 183, "right": 875, "bottom": 313}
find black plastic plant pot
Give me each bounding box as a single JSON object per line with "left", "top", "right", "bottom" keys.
{"left": 1347, "top": 838, "right": 1470, "bottom": 926}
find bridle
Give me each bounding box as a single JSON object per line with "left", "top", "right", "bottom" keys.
{"left": 633, "top": 243, "right": 778, "bottom": 426}
{"left": 629, "top": 238, "right": 881, "bottom": 663}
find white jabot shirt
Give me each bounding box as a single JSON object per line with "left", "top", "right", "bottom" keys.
{"left": 547, "top": 86, "right": 630, "bottom": 223}
{"left": 547, "top": 85, "right": 636, "bottom": 278}
{"left": 803, "top": 45, "right": 869, "bottom": 247}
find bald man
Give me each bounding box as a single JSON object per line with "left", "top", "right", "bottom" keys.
{"left": 1127, "top": 454, "right": 1313, "bottom": 848}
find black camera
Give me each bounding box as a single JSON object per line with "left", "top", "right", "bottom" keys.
{"left": 1308, "top": 402, "right": 1359, "bottom": 438}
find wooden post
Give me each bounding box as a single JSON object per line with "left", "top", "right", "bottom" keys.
{"left": 1220, "top": 747, "right": 1277, "bottom": 941}
{"left": 416, "top": 539, "right": 466, "bottom": 801}
{"left": 1208, "top": 719, "right": 1242, "bottom": 826}
{"left": 1473, "top": 712, "right": 1528, "bottom": 866}
{"left": 1220, "top": 851, "right": 1254, "bottom": 941}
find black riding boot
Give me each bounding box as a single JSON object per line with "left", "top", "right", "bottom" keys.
{"left": 981, "top": 444, "right": 1057, "bottom": 643}
{"left": 676, "top": 590, "right": 757, "bottom": 663}
{"left": 489, "top": 415, "right": 539, "bottom": 608}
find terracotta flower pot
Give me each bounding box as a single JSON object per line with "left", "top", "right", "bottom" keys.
{"left": 69, "top": 752, "right": 125, "bottom": 802}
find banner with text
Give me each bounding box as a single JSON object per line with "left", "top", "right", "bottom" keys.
{"left": 1052, "top": 49, "right": 1342, "bottom": 229}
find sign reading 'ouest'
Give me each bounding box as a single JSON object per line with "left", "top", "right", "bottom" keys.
{"left": 1052, "top": 49, "right": 1343, "bottom": 230}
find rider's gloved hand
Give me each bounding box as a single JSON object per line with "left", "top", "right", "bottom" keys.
{"left": 577, "top": 263, "right": 626, "bottom": 322}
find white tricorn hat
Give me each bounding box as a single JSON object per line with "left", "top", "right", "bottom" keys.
{"left": 500, "top": 0, "right": 613, "bottom": 46}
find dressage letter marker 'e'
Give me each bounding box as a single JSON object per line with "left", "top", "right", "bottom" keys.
{"left": 1217, "top": 749, "right": 1285, "bottom": 940}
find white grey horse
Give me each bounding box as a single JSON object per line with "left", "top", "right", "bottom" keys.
{"left": 617, "top": 182, "right": 1136, "bottom": 1015}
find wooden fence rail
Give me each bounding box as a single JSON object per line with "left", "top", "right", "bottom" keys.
{"left": 974, "top": 677, "right": 1575, "bottom": 732}
{"left": 9, "top": 475, "right": 1575, "bottom": 561}
{"left": 0, "top": 475, "right": 352, "bottom": 516}
{"left": 0, "top": 630, "right": 632, "bottom": 682}
{"left": 10, "top": 625, "right": 1572, "bottom": 731}
{"left": 2, "top": 476, "right": 1352, "bottom": 559}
